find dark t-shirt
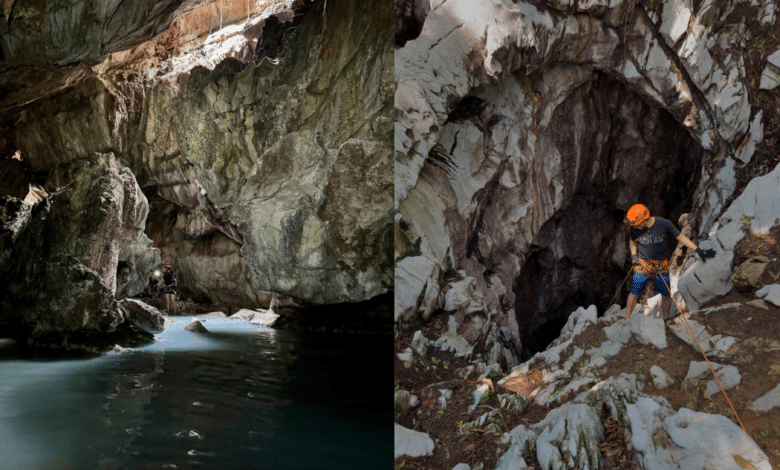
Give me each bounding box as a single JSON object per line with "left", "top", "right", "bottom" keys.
{"left": 149, "top": 277, "right": 159, "bottom": 288}
{"left": 163, "top": 270, "right": 176, "bottom": 286}
{"left": 629, "top": 217, "right": 680, "bottom": 260}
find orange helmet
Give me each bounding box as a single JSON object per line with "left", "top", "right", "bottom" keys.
{"left": 163, "top": 261, "right": 171, "bottom": 268}
{"left": 625, "top": 204, "right": 649, "bottom": 226}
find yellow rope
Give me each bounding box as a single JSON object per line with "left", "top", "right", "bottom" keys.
{"left": 658, "top": 275, "right": 749, "bottom": 437}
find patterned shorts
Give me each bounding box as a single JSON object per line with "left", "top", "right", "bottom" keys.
{"left": 631, "top": 259, "right": 671, "bottom": 297}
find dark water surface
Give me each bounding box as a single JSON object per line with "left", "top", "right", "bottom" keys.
{"left": 0, "top": 318, "right": 389, "bottom": 469}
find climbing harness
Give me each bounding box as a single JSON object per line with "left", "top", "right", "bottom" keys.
{"left": 657, "top": 275, "right": 749, "bottom": 437}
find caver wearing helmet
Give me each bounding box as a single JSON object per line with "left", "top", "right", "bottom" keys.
{"left": 162, "top": 262, "right": 178, "bottom": 316}
{"left": 624, "top": 204, "right": 715, "bottom": 323}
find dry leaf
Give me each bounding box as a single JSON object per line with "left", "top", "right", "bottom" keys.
{"left": 733, "top": 455, "right": 759, "bottom": 470}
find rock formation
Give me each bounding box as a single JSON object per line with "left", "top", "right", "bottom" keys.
{"left": 395, "top": 0, "right": 779, "bottom": 360}
{"left": 0, "top": 0, "right": 393, "bottom": 348}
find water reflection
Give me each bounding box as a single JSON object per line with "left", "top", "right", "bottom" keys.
{"left": 0, "top": 318, "right": 389, "bottom": 469}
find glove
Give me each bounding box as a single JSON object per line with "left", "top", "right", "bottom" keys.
{"left": 631, "top": 254, "right": 640, "bottom": 266}
{"left": 695, "top": 247, "right": 716, "bottom": 262}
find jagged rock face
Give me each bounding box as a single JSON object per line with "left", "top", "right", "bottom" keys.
{"left": 395, "top": 0, "right": 766, "bottom": 355}
{"left": 4, "top": 0, "right": 393, "bottom": 308}
{"left": 173, "top": 0, "right": 393, "bottom": 304}
{"left": 0, "top": 154, "right": 152, "bottom": 351}
{"left": 0, "top": 0, "right": 198, "bottom": 116}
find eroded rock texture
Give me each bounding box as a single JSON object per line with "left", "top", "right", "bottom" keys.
{"left": 395, "top": 0, "right": 766, "bottom": 358}
{"left": 0, "top": 154, "right": 154, "bottom": 352}
{"left": 2, "top": 0, "right": 392, "bottom": 317}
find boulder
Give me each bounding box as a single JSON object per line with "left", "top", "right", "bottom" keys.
{"left": 679, "top": 162, "right": 780, "bottom": 312}
{"left": 117, "top": 298, "right": 166, "bottom": 334}
{"left": 629, "top": 312, "right": 667, "bottom": 350}
{"left": 731, "top": 256, "right": 770, "bottom": 292}
{"left": 394, "top": 423, "right": 435, "bottom": 459}
{"left": 230, "top": 309, "right": 279, "bottom": 327}
{"left": 185, "top": 320, "right": 209, "bottom": 333}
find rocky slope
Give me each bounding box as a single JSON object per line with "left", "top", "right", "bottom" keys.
{"left": 394, "top": 162, "right": 780, "bottom": 467}
{"left": 395, "top": 0, "right": 780, "bottom": 367}
{"left": 1, "top": 0, "right": 392, "bottom": 350}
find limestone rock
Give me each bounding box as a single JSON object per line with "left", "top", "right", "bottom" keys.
{"left": 530, "top": 403, "right": 603, "bottom": 470}
{"left": 679, "top": 162, "right": 780, "bottom": 311}
{"left": 731, "top": 256, "right": 770, "bottom": 292}
{"left": 760, "top": 50, "right": 780, "bottom": 90}
{"left": 394, "top": 423, "right": 435, "bottom": 459}
{"left": 229, "top": 308, "right": 280, "bottom": 327}
{"left": 117, "top": 299, "right": 166, "bottom": 335}
{"left": 394, "top": 390, "right": 420, "bottom": 416}
{"left": 684, "top": 361, "right": 741, "bottom": 397}
{"left": 629, "top": 312, "right": 667, "bottom": 350}
{"left": 185, "top": 320, "right": 209, "bottom": 333}
{"left": 756, "top": 284, "right": 780, "bottom": 307}
{"left": 670, "top": 320, "right": 714, "bottom": 354}
{"left": 746, "top": 299, "right": 770, "bottom": 310}
{"left": 411, "top": 330, "right": 430, "bottom": 356}
{"left": 749, "top": 382, "right": 780, "bottom": 412}
{"left": 649, "top": 365, "right": 675, "bottom": 390}
{"left": 397, "top": 347, "right": 415, "bottom": 368}
{"left": 664, "top": 408, "right": 771, "bottom": 469}
{"left": 115, "top": 232, "right": 161, "bottom": 300}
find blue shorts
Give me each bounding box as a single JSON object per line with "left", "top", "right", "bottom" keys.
{"left": 630, "top": 271, "right": 671, "bottom": 297}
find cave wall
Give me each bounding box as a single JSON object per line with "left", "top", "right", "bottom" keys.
{"left": 2, "top": 0, "right": 393, "bottom": 307}
{"left": 394, "top": 0, "right": 768, "bottom": 357}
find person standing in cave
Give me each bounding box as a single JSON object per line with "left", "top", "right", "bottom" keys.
{"left": 162, "top": 262, "right": 178, "bottom": 316}
{"left": 624, "top": 204, "right": 715, "bottom": 324}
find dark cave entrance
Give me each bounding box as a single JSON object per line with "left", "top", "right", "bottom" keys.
{"left": 514, "top": 74, "right": 705, "bottom": 359}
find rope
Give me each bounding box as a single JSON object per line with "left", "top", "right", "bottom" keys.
{"left": 657, "top": 275, "right": 749, "bottom": 436}
{"left": 607, "top": 268, "right": 634, "bottom": 312}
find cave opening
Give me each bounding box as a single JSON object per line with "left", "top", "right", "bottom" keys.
{"left": 514, "top": 74, "right": 705, "bottom": 358}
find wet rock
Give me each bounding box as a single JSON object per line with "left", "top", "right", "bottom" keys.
{"left": 185, "top": 320, "right": 209, "bottom": 333}
{"left": 196, "top": 312, "right": 228, "bottom": 318}
{"left": 117, "top": 298, "right": 166, "bottom": 334}
{"left": 394, "top": 423, "right": 434, "bottom": 459}
{"left": 756, "top": 284, "right": 780, "bottom": 307}
{"left": 731, "top": 256, "right": 770, "bottom": 292}
{"left": 229, "top": 308, "right": 279, "bottom": 327}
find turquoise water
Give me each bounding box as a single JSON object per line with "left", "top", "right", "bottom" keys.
{"left": 0, "top": 318, "right": 389, "bottom": 469}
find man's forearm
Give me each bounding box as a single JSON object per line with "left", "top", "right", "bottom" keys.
{"left": 677, "top": 234, "right": 698, "bottom": 251}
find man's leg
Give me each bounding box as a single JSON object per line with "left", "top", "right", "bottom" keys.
{"left": 165, "top": 294, "right": 171, "bottom": 315}
{"left": 656, "top": 272, "right": 672, "bottom": 320}
{"left": 661, "top": 296, "right": 671, "bottom": 319}
{"left": 626, "top": 271, "right": 648, "bottom": 319}
{"left": 626, "top": 293, "right": 639, "bottom": 319}
{"left": 172, "top": 296, "right": 177, "bottom": 315}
